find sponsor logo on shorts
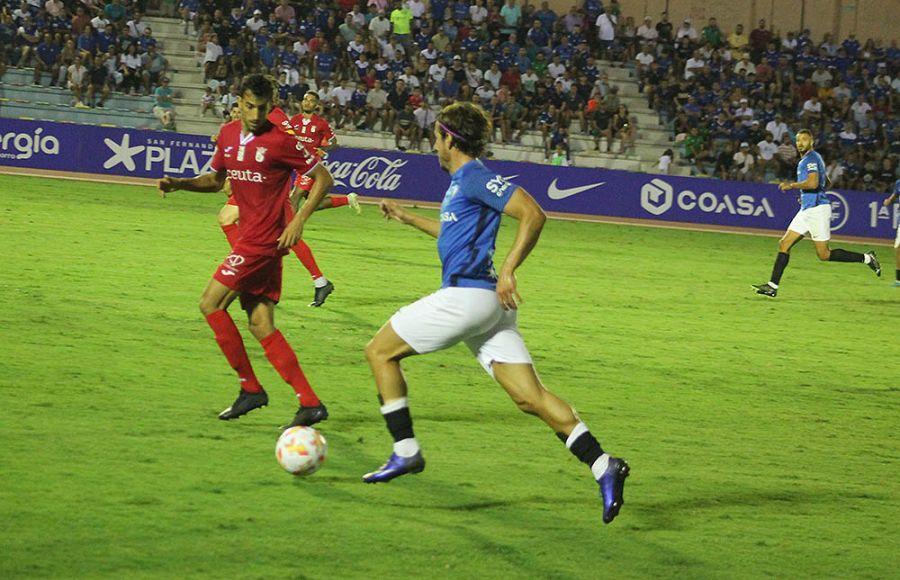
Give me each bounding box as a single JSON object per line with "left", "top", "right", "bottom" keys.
{"left": 220, "top": 269, "right": 236, "bottom": 276}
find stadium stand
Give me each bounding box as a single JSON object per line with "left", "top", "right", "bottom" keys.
{"left": 1, "top": 0, "right": 896, "bottom": 190}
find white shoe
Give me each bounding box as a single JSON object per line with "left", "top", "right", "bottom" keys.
{"left": 347, "top": 192, "right": 362, "bottom": 215}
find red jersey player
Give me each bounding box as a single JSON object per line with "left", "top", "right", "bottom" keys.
{"left": 158, "top": 74, "right": 332, "bottom": 428}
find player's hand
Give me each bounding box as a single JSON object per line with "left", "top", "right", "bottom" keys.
{"left": 496, "top": 269, "right": 522, "bottom": 311}
{"left": 778, "top": 182, "right": 792, "bottom": 191}
{"left": 315, "top": 148, "right": 328, "bottom": 159}
{"left": 278, "top": 217, "right": 304, "bottom": 249}
{"left": 158, "top": 176, "right": 179, "bottom": 198}
{"left": 380, "top": 199, "right": 407, "bottom": 223}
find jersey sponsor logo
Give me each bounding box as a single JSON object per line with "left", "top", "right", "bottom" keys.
{"left": 440, "top": 211, "right": 458, "bottom": 222}
{"left": 255, "top": 146, "right": 267, "bottom": 162}
{"left": 102, "top": 133, "right": 214, "bottom": 174}
{"left": 486, "top": 175, "right": 512, "bottom": 197}
{"left": 826, "top": 190, "right": 849, "bottom": 231}
{"left": 641, "top": 178, "right": 775, "bottom": 217}
{"left": 547, "top": 178, "right": 606, "bottom": 200}
{"left": 322, "top": 156, "right": 406, "bottom": 191}
{"left": 0, "top": 127, "right": 60, "bottom": 160}
{"left": 226, "top": 169, "right": 265, "bottom": 182}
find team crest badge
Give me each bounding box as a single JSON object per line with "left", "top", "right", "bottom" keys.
{"left": 255, "top": 147, "right": 267, "bottom": 162}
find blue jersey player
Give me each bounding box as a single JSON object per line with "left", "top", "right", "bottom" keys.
{"left": 363, "top": 102, "right": 630, "bottom": 524}
{"left": 753, "top": 129, "right": 880, "bottom": 297}
{"left": 882, "top": 178, "right": 900, "bottom": 287}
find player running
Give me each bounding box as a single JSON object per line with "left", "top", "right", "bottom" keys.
{"left": 752, "top": 129, "right": 880, "bottom": 297}
{"left": 882, "top": 178, "right": 900, "bottom": 287}
{"left": 361, "top": 102, "right": 630, "bottom": 525}
{"left": 158, "top": 73, "right": 331, "bottom": 428}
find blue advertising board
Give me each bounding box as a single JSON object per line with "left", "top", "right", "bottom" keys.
{"left": 1, "top": 118, "right": 896, "bottom": 240}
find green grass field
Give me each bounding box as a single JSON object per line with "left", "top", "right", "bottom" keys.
{"left": 0, "top": 173, "right": 897, "bottom": 579}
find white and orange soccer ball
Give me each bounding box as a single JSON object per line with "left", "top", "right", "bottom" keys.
{"left": 275, "top": 426, "right": 328, "bottom": 476}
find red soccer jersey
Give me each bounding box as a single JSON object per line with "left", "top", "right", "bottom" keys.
{"left": 289, "top": 113, "right": 335, "bottom": 154}
{"left": 211, "top": 120, "right": 320, "bottom": 255}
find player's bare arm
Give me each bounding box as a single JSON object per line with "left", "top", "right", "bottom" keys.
{"left": 278, "top": 163, "right": 334, "bottom": 249}
{"left": 496, "top": 187, "right": 547, "bottom": 310}
{"left": 884, "top": 193, "right": 898, "bottom": 206}
{"left": 158, "top": 170, "right": 227, "bottom": 197}
{"left": 779, "top": 172, "right": 818, "bottom": 191}
{"left": 380, "top": 199, "right": 441, "bottom": 238}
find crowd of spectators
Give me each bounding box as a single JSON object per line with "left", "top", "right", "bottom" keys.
{"left": 0, "top": 0, "right": 173, "bottom": 127}
{"left": 1, "top": 0, "right": 897, "bottom": 191}
{"left": 633, "top": 14, "right": 898, "bottom": 192}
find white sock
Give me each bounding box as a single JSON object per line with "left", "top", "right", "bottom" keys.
{"left": 313, "top": 276, "right": 329, "bottom": 288}
{"left": 768, "top": 281, "right": 779, "bottom": 289}
{"left": 565, "top": 422, "right": 589, "bottom": 448}
{"left": 393, "top": 437, "right": 420, "bottom": 458}
{"left": 590, "top": 454, "right": 611, "bottom": 480}
{"left": 863, "top": 254, "right": 872, "bottom": 264}
{"left": 380, "top": 397, "right": 408, "bottom": 414}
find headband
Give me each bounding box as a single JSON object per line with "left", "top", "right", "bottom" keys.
{"left": 438, "top": 121, "right": 467, "bottom": 142}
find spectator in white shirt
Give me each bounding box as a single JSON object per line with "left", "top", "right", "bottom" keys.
{"left": 801, "top": 95, "right": 823, "bottom": 122}
{"left": 676, "top": 18, "right": 697, "bottom": 41}
{"left": 245, "top": 10, "right": 265, "bottom": 32}
{"left": 850, "top": 95, "right": 872, "bottom": 126}
{"left": 657, "top": 148, "right": 673, "bottom": 174}
{"left": 637, "top": 16, "right": 658, "bottom": 41}
{"left": 765, "top": 113, "right": 788, "bottom": 142}
{"left": 469, "top": 0, "right": 488, "bottom": 25}
{"left": 484, "top": 62, "right": 502, "bottom": 89}
{"left": 732, "top": 142, "right": 755, "bottom": 180}
{"left": 547, "top": 55, "right": 566, "bottom": 79}
{"left": 684, "top": 50, "right": 704, "bottom": 80}
{"left": 368, "top": 11, "right": 391, "bottom": 40}
{"left": 428, "top": 57, "right": 448, "bottom": 85}
{"left": 756, "top": 132, "right": 778, "bottom": 175}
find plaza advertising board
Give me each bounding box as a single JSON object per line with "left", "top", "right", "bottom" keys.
{"left": 1, "top": 118, "right": 895, "bottom": 239}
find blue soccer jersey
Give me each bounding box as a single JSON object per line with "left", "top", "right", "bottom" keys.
{"left": 894, "top": 179, "right": 900, "bottom": 196}
{"left": 437, "top": 160, "right": 517, "bottom": 289}
{"left": 797, "top": 150, "right": 829, "bottom": 209}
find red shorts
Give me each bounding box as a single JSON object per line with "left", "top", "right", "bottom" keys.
{"left": 294, "top": 174, "right": 314, "bottom": 191}
{"left": 213, "top": 247, "right": 283, "bottom": 309}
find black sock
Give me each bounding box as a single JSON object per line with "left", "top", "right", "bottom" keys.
{"left": 895, "top": 269, "right": 899, "bottom": 281}
{"left": 770, "top": 251, "right": 790, "bottom": 285}
{"left": 383, "top": 407, "right": 414, "bottom": 443}
{"left": 828, "top": 248, "right": 864, "bottom": 263}
{"left": 565, "top": 430, "right": 604, "bottom": 468}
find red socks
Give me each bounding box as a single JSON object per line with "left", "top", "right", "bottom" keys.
{"left": 261, "top": 330, "right": 321, "bottom": 407}
{"left": 291, "top": 239, "right": 323, "bottom": 279}
{"left": 221, "top": 223, "right": 240, "bottom": 248}
{"left": 330, "top": 196, "right": 349, "bottom": 208}
{"left": 205, "top": 310, "right": 263, "bottom": 393}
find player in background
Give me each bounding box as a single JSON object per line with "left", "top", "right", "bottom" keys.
{"left": 362, "top": 102, "right": 630, "bottom": 525}
{"left": 286, "top": 90, "right": 361, "bottom": 306}
{"left": 752, "top": 129, "right": 880, "bottom": 297}
{"left": 882, "top": 178, "right": 900, "bottom": 287}
{"left": 158, "top": 73, "right": 331, "bottom": 429}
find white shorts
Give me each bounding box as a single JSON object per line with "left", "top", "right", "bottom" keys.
{"left": 787, "top": 203, "right": 831, "bottom": 241}
{"left": 390, "top": 287, "right": 533, "bottom": 377}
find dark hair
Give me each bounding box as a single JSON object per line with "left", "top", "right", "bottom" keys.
{"left": 239, "top": 73, "right": 275, "bottom": 101}
{"left": 436, "top": 102, "right": 492, "bottom": 158}
{"left": 304, "top": 90, "right": 320, "bottom": 101}
{"left": 796, "top": 128, "right": 813, "bottom": 138}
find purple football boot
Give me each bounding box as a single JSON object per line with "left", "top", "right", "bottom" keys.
{"left": 598, "top": 457, "right": 630, "bottom": 524}
{"left": 362, "top": 452, "right": 426, "bottom": 483}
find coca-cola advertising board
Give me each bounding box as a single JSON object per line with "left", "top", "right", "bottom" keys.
{"left": 1, "top": 118, "right": 895, "bottom": 240}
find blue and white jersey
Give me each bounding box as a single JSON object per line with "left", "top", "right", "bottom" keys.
{"left": 797, "top": 150, "right": 829, "bottom": 209}
{"left": 437, "top": 160, "right": 517, "bottom": 289}
{"left": 894, "top": 179, "right": 900, "bottom": 196}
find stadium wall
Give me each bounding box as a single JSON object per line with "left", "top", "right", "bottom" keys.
{"left": 1, "top": 119, "right": 895, "bottom": 243}
{"left": 555, "top": 0, "right": 897, "bottom": 44}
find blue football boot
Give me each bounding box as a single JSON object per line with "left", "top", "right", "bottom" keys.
{"left": 598, "top": 457, "right": 630, "bottom": 524}
{"left": 362, "top": 452, "right": 426, "bottom": 483}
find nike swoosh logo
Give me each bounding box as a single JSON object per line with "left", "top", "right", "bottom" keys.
{"left": 547, "top": 178, "right": 606, "bottom": 200}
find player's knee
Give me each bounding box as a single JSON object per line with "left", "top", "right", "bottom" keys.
{"left": 248, "top": 318, "right": 274, "bottom": 340}
{"left": 217, "top": 208, "right": 237, "bottom": 226}
{"left": 198, "top": 296, "right": 218, "bottom": 316}
{"left": 364, "top": 339, "right": 384, "bottom": 364}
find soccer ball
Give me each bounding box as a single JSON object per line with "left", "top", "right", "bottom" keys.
{"left": 275, "top": 426, "right": 327, "bottom": 476}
